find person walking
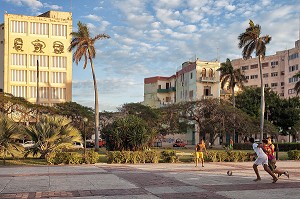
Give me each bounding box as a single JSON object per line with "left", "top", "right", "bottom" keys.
{"left": 195, "top": 139, "right": 207, "bottom": 167}
{"left": 249, "top": 138, "right": 278, "bottom": 183}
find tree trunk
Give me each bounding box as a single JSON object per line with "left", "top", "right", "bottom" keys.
{"left": 232, "top": 84, "right": 236, "bottom": 143}
{"left": 90, "top": 58, "right": 99, "bottom": 151}
{"left": 258, "top": 55, "right": 265, "bottom": 142}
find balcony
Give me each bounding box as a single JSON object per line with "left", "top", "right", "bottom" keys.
{"left": 157, "top": 87, "right": 176, "bottom": 93}
{"left": 202, "top": 95, "right": 214, "bottom": 99}
{"left": 198, "top": 76, "right": 217, "bottom": 83}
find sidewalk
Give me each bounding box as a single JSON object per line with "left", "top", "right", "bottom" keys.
{"left": 0, "top": 161, "right": 299, "bottom": 199}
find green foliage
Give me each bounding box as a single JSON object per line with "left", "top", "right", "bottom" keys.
{"left": 204, "top": 150, "right": 251, "bottom": 162}
{"left": 276, "top": 143, "right": 300, "bottom": 151}
{"left": 161, "top": 150, "right": 178, "bottom": 163}
{"left": 47, "top": 152, "right": 83, "bottom": 165}
{"left": 24, "top": 115, "right": 82, "bottom": 158}
{"left": 102, "top": 115, "right": 151, "bottom": 151}
{"left": 0, "top": 114, "right": 24, "bottom": 165}
{"left": 287, "top": 150, "right": 300, "bottom": 160}
{"left": 84, "top": 151, "right": 100, "bottom": 164}
{"left": 106, "top": 151, "right": 159, "bottom": 164}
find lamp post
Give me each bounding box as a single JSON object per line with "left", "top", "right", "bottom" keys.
{"left": 83, "top": 117, "right": 88, "bottom": 157}
{"left": 288, "top": 127, "right": 291, "bottom": 143}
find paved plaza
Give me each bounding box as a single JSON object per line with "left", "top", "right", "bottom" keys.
{"left": 0, "top": 161, "right": 299, "bottom": 199}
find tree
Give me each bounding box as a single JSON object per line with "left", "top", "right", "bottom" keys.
{"left": 293, "top": 71, "right": 300, "bottom": 95}
{"left": 68, "top": 21, "right": 110, "bottom": 150}
{"left": 218, "top": 58, "right": 247, "bottom": 107}
{"left": 0, "top": 113, "right": 23, "bottom": 165}
{"left": 24, "top": 115, "right": 82, "bottom": 159}
{"left": 238, "top": 19, "right": 271, "bottom": 141}
{"left": 102, "top": 115, "right": 150, "bottom": 151}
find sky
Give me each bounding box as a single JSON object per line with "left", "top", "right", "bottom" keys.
{"left": 1, "top": 0, "right": 300, "bottom": 111}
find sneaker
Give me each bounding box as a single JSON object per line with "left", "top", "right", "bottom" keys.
{"left": 284, "top": 171, "right": 289, "bottom": 179}
{"left": 278, "top": 173, "right": 282, "bottom": 178}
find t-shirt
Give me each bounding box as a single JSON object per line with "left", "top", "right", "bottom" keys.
{"left": 252, "top": 143, "right": 267, "bottom": 158}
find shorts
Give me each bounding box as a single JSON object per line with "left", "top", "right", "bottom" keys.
{"left": 196, "top": 152, "right": 204, "bottom": 159}
{"left": 254, "top": 156, "right": 268, "bottom": 166}
{"left": 268, "top": 159, "right": 277, "bottom": 171}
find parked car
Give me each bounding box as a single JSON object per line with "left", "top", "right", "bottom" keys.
{"left": 21, "top": 141, "right": 35, "bottom": 149}
{"left": 173, "top": 139, "right": 186, "bottom": 147}
{"left": 72, "top": 142, "right": 84, "bottom": 149}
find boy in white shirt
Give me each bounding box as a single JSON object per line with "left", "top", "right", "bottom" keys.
{"left": 249, "top": 138, "right": 278, "bottom": 183}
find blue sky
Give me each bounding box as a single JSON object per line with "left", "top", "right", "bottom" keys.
{"left": 1, "top": 0, "right": 300, "bottom": 111}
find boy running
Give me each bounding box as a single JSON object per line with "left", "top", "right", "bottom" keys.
{"left": 249, "top": 138, "right": 278, "bottom": 183}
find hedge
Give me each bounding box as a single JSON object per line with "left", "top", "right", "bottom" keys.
{"left": 46, "top": 151, "right": 100, "bottom": 165}
{"left": 106, "top": 151, "right": 160, "bottom": 164}
{"left": 234, "top": 142, "right": 300, "bottom": 151}
{"left": 287, "top": 150, "right": 300, "bottom": 160}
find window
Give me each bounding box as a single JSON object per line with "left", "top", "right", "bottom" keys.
{"left": 190, "top": 72, "right": 193, "bottom": 79}
{"left": 52, "top": 56, "right": 67, "bottom": 68}
{"left": 263, "top": 73, "right": 268, "bottom": 78}
{"left": 202, "top": 68, "right": 206, "bottom": 77}
{"left": 11, "top": 86, "right": 27, "bottom": 98}
{"left": 52, "top": 24, "right": 67, "bottom": 37}
{"left": 264, "top": 84, "right": 269, "bottom": 88}
{"left": 271, "top": 72, "right": 278, "bottom": 77}
{"left": 281, "top": 71, "right": 285, "bottom": 75}
{"left": 289, "top": 77, "right": 298, "bottom": 83}
{"left": 30, "top": 22, "right": 49, "bottom": 35}
{"left": 289, "top": 64, "right": 299, "bottom": 72}
{"left": 10, "top": 21, "right": 27, "bottom": 33}
{"left": 51, "top": 87, "right": 66, "bottom": 99}
{"left": 10, "top": 70, "right": 26, "bottom": 82}
{"left": 189, "top": 90, "right": 193, "bottom": 99}
{"left": 262, "top": 62, "right": 268, "bottom": 68}
{"left": 288, "top": 89, "right": 295, "bottom": 94}
{"left": 11, "top": 54, "right": 27, "bottom": 66}
{"left": 288, "top": 53, "right": 299, "bottom": 60}
{"left": 208, "top": 68, "right": 214, "bottom": 77}
{"left": 245, "top": 76, "right": 249, "bottom": 80}
{"left": 250, "top": 75, "right": 258, "bottom": 79}
{"left": 281, "top": 82, "right": 285, "bottom": 86}
{"left": 241, "top": 66, "right": 249, "bottom": 70}
{"left": 30, "top": 87, "right": 49, "bottom": 99}
{"left": 29, "top": 71, "right": 48, "bottom": 83}
{"left": 158, "top": 85, "right": 161, "bottom": 89}
{"left": 29, "top": 55, "right": 49, "bottom": 68}
{"left": 250, "top": 64, "right": 258, "bottom": 69}
{"left": 271, "top": 61, "right": 278, "bottom": 66}
{"left": 271, "top": 83, "right": 278, "bottom": 87}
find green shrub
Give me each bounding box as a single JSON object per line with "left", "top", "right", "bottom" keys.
{"left": 287, "top": 150, "right": 300, "bottom": 160}
{"left": 145, "top": 151, "right": 159, "bottom": 163}
{"left": 48, "top": 152, "right": 83, "bottom": 165}
{"left": 161, "top": 150, "right": 178, "bottom": 163}
{"left": 106, "top": 150, "right": 159, "bottom": 164}
{"left": 84, "top": 151, "right": 100, "bottom": 164}
{"left": 205, "top": 151, "right": 217, "bottom": 162}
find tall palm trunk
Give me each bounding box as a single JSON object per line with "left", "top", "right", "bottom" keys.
{"left": 258, "top": 55, "right": 265, "bottom": 142}
{"left": 232, "top": 84, "right": 236, "bottom": 143}
{"left": 89, "top": 58, "right": 99, "bottom": 150}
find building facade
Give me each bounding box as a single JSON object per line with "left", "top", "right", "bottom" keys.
{"left": 0, "top": 11, "right": 73, "bottom": 105}
{"left": 143, "top": 59, "right": 220, "bottom": 108}
{"left": 143, "top": 59, "right": 220, "bottom": 145}
{"left": 231, "top": 40, "right": 300, "bottom": 98}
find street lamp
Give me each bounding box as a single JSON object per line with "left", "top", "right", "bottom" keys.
{"left": 83, "top": 117, "right": 88, "bottom": 157}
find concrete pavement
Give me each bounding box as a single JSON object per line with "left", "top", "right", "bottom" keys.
{"left": 0, "top": 160, "right": 299, "bottom": 199}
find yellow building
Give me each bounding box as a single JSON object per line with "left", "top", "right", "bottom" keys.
{"left": 0, "top": 11, "right": 73, "bottom": 105}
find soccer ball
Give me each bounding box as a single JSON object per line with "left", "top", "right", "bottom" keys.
{"left": 227, "top": 170, "right": 233, "bottom": 176}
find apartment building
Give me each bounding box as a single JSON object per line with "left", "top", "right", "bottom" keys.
{"left": 143, "top": 58, "right": 220, "bottom": 146}
{"left": 231, "top": 39, "right": 300, "bottom": 98}
{"left": 143, "top": 58, "right": 220, "bottom": 108}
{"left": 0, "top": 11, "right": 73, "bottom": 105}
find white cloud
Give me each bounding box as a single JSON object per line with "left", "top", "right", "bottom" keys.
{"left": 5, "top": 0, "right": 43, "bottom": 11}
{"left": 44, "top": 3, "right": 62, "bottom": 10}
{"left": 83, "top": 14, "right": 102, "bottom": 22}
{"left": 155, "top": 8, "right": 184, "bottom": 28}
{"left": 155, "top": 0, "right": 183, "bottom": 9}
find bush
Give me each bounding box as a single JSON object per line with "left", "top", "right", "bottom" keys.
{"left": 161, "top": 150, "right": 178, "bottom": 163}
{"left": 48, "top": 152, "right": 83, "bottom": 165}
{"left": 234, "top": 142, "right": 300, "bottom": 151}
{"left": 84, "top": 151, "right": 100, "bottom": 164}
{"left": 287, "top": 150, "right": 300, "bottom": 160}
{"left": 106, "top": 150, "right": 159, "bottom": 164}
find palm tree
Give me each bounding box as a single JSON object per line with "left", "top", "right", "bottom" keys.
{"left": 238, "top": 20, "right": 271, "bottom": 142}
{"left": 293, "top": 72, "right": 300, "bottom": 95}
{"left": 24, "top": 115, "right": 82, "bottom": 159}
{"left": 218, "top": 58, "right": 247, "bottom": 107}
{"left": 68, "top": 21, "right": 110, "bottom": 150}
{"left": 0, "top": 114, "right": 23, "bottom": 165}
